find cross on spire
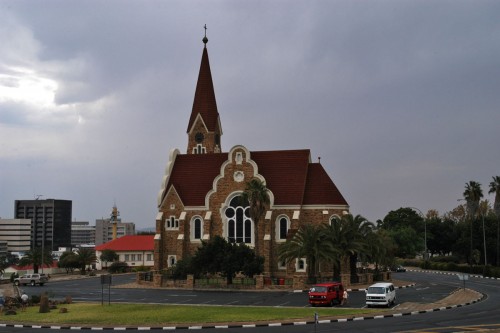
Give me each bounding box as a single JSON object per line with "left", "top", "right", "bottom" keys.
{"left": 203, "top": 24, "right": 208, "bottom": 45}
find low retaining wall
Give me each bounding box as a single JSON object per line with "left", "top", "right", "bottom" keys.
{"left": 137, "top": 272, "right": 387, "bottom": 290}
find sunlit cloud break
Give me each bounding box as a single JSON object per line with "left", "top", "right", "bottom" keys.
{"left": 0, "top": 66, "right": 58, "bottom": 107}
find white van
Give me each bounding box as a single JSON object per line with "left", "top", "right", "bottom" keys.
{"left": 365, "top": 282, "right": 396, "bottom": 307}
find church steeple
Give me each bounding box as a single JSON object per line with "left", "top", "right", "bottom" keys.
{"left": 187, "top": 25, "right": 222, "bottom": 154}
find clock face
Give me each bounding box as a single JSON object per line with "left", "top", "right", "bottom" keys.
{"left": 195, "top": 132, "right": 204, "bottom": 143}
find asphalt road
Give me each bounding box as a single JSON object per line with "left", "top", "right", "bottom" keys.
{"left": 17, "top": 272, "right": 455, "bottom": 308}
{"left": 1, "top": 270, "right": 497, "bottom": 332}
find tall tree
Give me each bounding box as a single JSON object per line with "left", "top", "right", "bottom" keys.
{"left": 58, "top": 251, "right": 80, "bottom": 274}
{"left": 463, "top": 181, "right": 483, "bottom": 264}
{"left": 242, "top": 178, "right": 270, "bottom": 256}
{"left": 379, "top": 208, "right": 424, "bottom": 258}
{"left": 278, "top": 224, "right": 336, "bottom": 282}
{"left": 489, "top": 176, "right": 500, "bottom": 265}
{"left": 100, "top": 249, "right": 119, "bottom": 269}
{"left": 361, "top": 229, "right": 396, "bottom": 271}
{"left": 75, "top": 248, "right": 97, "bottom": 275}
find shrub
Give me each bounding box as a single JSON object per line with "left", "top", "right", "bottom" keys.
{"left": 108, "top": 261, "right": 129, "bottom": 274}
{"left": 132, "top": 265, "right": 150, "bottom": 272}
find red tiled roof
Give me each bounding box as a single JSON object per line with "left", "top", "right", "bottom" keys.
{"left": 251, "top": 150, "right": 310, "bottom": 205}
{"left": 303, "top": 163, "right": 348, "bottom": 205}
{"left": 165, "top": 149, "right": 348, "bottom": 207}
{"left": 187, "top": 46, "right": 220, "bottom": 133}
{"left": 167, "top": 153, "right": 228, "bottom": 206}
{"left": 95, "top": 235, "right": 154, "bottom": 252}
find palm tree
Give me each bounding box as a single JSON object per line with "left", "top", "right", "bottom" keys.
{"left": 278, "top": 224, "right": 336, "bottom": 282}
{"left": 489, "top": 176, "right": 500, "bottom": 265}
{"left": 463, "top": 181, "right": 483, "bottom": 265}
{"left": 18, "top": 247, "right": 53, "bottom": 273}
{"left": 362, "top": 229, "right": 396, "bottom": 271}
{"left": 76, "top": 248, "right": 98, "bottom": 275}
{"left": 242, "top": 178, "right": 270, "bottom": 256}
{"left": 324, "top": 214, "right": 371, "bottom": 280}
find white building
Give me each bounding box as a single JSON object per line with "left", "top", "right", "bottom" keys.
{"left": 94, "top": 235, "right": 154, "bottom": 270}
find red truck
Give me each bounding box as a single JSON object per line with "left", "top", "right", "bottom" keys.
{"left": 308, "top": 282, "right": 344, "bottom": 307}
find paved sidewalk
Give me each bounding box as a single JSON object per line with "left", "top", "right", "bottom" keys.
{"left": 394, "top": 287, "right": 482, "bottom": 312}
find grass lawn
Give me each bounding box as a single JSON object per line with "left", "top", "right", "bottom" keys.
{"left": 0, "top": 303, "right": 382, "bottom": 326}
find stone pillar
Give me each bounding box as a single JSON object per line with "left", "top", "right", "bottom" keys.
{"left": 340, "top": 274, "right": 351, "bottom": 287}
{"left": 153, "top": 273, "right": 162, "bottom": 287}
{"left": 186, "top": 274, "right": 194, "bottom": 289}
{"left": 293, "top": 275, "right": 307, "bottom": 291}
{"left": 255, "top": 275, "right": 264, "bottom": 290}
{"left": 366, "top": 273, "right": 373, "bottom": 284}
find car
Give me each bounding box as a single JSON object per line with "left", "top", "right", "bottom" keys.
{"left": 14, "top": 273, "right": 49, "bottom": 286}
{"left": 365, "top": 282, "right": 396, "bottom": 307}
{"left": 392, "top": 265, "right": 406, "bottom": 272}
{"left": 308, "top": 282, "right": 344, "bottom": 307}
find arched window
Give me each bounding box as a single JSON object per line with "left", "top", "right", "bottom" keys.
{"left": 275, "top": 215, "right": 290, "bottom": 241}
{"left": 165, "top": 216, "right": 179, "bottom": 230}
{"left": 168, "top": 255, "right": 176, "bottom": 267}
{"left": 329, "top": 214, "right": 341, "bottom": 226}
{"left": 225, "top": 195, "right": 252, "bottom": 244}
{"left": 296, "top": 258, "right": 307, "bottom": 272}
{"left": 190, "top": 216, "right": 203, "bottom": 241}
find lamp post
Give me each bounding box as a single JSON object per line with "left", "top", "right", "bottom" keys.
{"left": 482, "top": 211, "right": 487, "bottom": 268}
{"left": 409, "top": 207, "right": 426, "bottom": 260}
{"left": 458, "top": 198, "right": 487, "bottom": 270}
{"left": 41, "top": 206, "right": 46, "bottom": 274}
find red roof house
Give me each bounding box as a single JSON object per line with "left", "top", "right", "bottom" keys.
{"left": 95, "top": 235, "right": 154, "bottom": 270}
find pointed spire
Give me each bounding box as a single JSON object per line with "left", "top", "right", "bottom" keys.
{"left": 187, "top": 26, "right": 220, "bottom": 134}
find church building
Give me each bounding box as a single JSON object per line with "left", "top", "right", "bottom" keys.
{"left": 154, "top": 33, "right": 349, "bottom": 278}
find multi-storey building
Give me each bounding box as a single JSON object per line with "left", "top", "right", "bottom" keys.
{"left": 95, "top": 219, "right": 135, "bottom": 246}
{"left": 0, "top": 218, "right": 32, "bottom": 252}
{"left": 14, "top": 199, "right": 72, "bottom": 251}
{"left": 154, "top": 35, "right": 349, "bottom": 278}
{"left": 71, "top": 221, "right": 96, "bottom": 247}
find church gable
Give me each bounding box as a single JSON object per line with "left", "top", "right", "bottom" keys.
{"left": 206, "top": 145, "right": 266, "bottom": 208}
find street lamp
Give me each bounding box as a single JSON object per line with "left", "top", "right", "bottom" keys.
{"left": 458, "top": 198, "right": 487, "bottom": 270}
{"left": 41, "top": 206, "right": 46, "bottom": 274}
{"left": 409, "top": 207, "right": 426, "bottom": 260}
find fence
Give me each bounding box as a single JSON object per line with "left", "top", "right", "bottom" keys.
{"left": 137, "top": 271, "right": 383, "bottom": 290}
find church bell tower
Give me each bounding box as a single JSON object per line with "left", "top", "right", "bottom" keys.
{"left": 186, "top": 26, "right": 222, "bottom": 154}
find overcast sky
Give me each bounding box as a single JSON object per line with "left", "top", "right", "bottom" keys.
{"left": 1, "top": 0, "right": 499, "bottom": 229}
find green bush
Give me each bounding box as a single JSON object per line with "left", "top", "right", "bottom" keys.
{"left": 132, "top": 265, "right": 150, "bottom": 272}
{"left": 108, "top": 261, "right": 129, "bottom": 274}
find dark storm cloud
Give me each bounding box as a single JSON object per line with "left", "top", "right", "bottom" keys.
{"left": 1, "top": 0, "right": 499, "bottom": 227}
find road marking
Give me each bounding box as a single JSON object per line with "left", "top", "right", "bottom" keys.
{"left": 274, "top": 302, "right": 290, "bottom": 307}
{"left": 416, "top": 287, "right": 430, "bottom": 291}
